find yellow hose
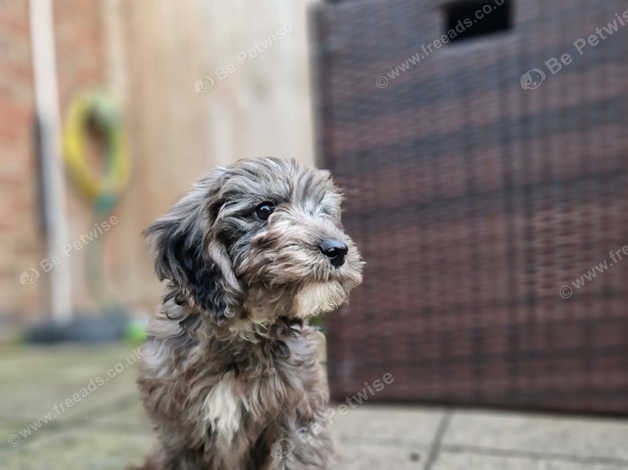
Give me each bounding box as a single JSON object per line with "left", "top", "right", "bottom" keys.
{"left": 63, "top": 92, "right": 129, "bottom": 203}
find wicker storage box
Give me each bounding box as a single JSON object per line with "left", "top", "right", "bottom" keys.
{"left": 312, "top": 0, "right": 628, "bottom": 413}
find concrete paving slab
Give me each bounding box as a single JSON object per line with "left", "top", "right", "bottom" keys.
{"left": 0, "top": 345, "right": 141, "bottom": 427}
{"left": 329, "top": 405, "right": 444, "bottom": 446}
{"left": 90, "top": 399, "right": 152, "bottom": 433}
{"left": 433, "top": 451, "right": 628, "bottom": 470}
{"left": 443, "top": 410, "right": 628, "bottom": 462}
{"left": 336, "top": 441, "right": 427, "bottom": 469}
{"left": 3, "top": 344, "right": 628, "bottom": 469}
{"left": 0, "top": 345, "right": 139, "bottom": 384}
{"left": 3, "top": 427, "right": 153, "bottom": 470}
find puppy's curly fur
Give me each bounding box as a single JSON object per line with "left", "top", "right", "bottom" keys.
{"left": 131, "top": 158, "right": 363, "bottom": 470}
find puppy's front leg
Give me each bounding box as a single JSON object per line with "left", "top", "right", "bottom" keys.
{"left": 268, "top": 422, "right": 334, "bottom": 470}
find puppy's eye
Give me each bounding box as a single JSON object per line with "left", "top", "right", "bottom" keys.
{"left": 255, "top": 202, "right": 275, "bottom": 221}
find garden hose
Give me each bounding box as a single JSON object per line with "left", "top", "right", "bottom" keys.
{"left": 62, "top": 91, "right": 130, "bottom": 309}
{"left": 63, "top": 91, "right": 130, "bottom": 213}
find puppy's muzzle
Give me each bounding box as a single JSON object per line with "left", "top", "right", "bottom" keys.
{"left": 319, "top": 239, "right": 348, "bottom": 268}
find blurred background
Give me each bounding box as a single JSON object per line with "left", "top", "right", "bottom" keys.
{"left": 1, "top": 0, "right": 315, "bottom": 333}
{"left": 2, "top": 0, "right": 628, "bottom": 468}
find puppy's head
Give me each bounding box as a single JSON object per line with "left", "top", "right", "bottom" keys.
{"left": 145, "top": 158, "right": 363, "bottom": 325}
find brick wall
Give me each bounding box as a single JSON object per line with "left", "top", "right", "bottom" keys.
{"left": 0, "top": 0, "right": 42, "bottom": 322}
{"left": 0, "top": 0, "right": 107, "bottom": 325}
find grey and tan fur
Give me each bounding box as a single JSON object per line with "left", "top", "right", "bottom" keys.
{"left": 131, "top": 158, "right": 363, "bottom": 470}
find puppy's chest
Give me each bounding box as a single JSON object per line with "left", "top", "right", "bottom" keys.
{"left": 240, "top": 333, "right": 322, "bottom": 405}
{"left": 201, "top": 333, "right": 323, "bottom": 444}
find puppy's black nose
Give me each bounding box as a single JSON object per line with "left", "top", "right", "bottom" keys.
{"left": 319, "top": 239, "right": 348, "bottom": 268}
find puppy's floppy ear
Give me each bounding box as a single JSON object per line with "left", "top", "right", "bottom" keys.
{"left": 144, "top": 171, "right": 241, "bottom": 322}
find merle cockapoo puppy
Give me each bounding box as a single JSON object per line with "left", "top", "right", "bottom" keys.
{"left": 131, "top": 157, "right": 363, "bottom": 470}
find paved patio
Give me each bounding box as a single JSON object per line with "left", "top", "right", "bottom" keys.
{"left": 2, "top": 344, "right": 627, "bottom": 469}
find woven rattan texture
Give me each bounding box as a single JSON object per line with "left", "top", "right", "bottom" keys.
{"left": 312, "top": 0, "right": 628, "bottom": 413}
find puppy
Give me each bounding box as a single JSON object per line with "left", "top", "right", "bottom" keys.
{"left": 133, "top": 157, "right": 363, "bottom": 470}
